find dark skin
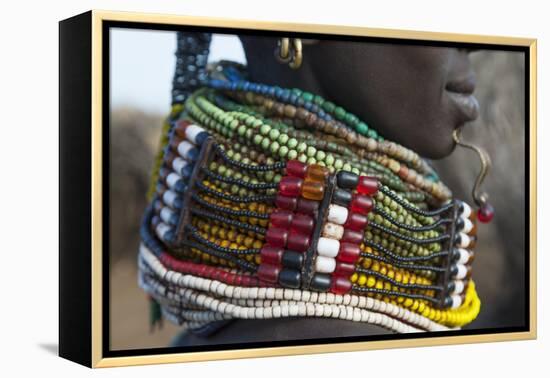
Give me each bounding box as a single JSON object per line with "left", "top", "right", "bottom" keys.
{"left": 172, "top": 37, "right": 479, "bottom": 346}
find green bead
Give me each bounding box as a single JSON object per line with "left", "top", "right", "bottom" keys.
{"left": 322, "top": 101, "right": 335, "bottom": 113}
{"left": 306, "top": 146, "right": 316, "bottom": 157}
{"left": 356, "top": 122, "right": 369, "bottom": 134}
{"left": 270, "top": 141, "right": 280, "bottom": 154}
{"left": 229, "top": 119, "right": 239, "bottom": 130}
{"left": 279, "top": 146, "right": 289, "bottom": 158}
{"left": 302, "top": 92, "right": 314, "bottom": 102}
{"left": 334, "top": 106, "right": 346, "bottom": 120}
{"left": 306, "top": 157, "right": 316, "bottom": 165}
{"left": 277, "top": 133, "right": 289, "bottom": 145}
{"left": 334, "top": 159, "right": 344, "bottom": 170}
{"left": 287, "top": 138, "right": 298, "bottom": 149}
{"left": 237, "top": 125, "right": 247, "bottom": 136}
{"left": 261, "top": 137, "right": 271, "bottom": 150}
{"left": 253, "top": 135, "right": 263, "bottom": 145}
{"left": 296, "top": 142, "right": 307, "bottom": 153}
{"left": 325, "top": 154, "right": 335, "bottom": 167}
{"left": 269, "top": 129, "right": 280, "bottom": 141}
{"left": 315, "top": 150, "right": 326, "bottom": 161}
{"left": 260, "top": 124, "right": 271, "bottom": 135}
{"left": 287, "top": 150, "right": 298, "bottom": 160}
{"left": 297, "top": 154, "right": 307, "bottom": 163}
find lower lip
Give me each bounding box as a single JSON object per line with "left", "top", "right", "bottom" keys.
{"left": 447, "top": 91, "right": 480, "bottom": 122}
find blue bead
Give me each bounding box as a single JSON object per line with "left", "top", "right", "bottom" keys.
{"left": 236, "top": 81, "right": 244, "bottom": 90}
{"left": 164, "top": 231, "right": 175, "bottom": 244}
{"left": 231, "top": 82, "right": 238, "bottom": 90}
{"left": 250, "top": 83, "right": 258, "bottom": 91}
{"left": 289, "top": 94, "right": 298, "bottom": 104}
{"left": 195, "top": 131, "right": 209, "bottom": 145}
{"left": 173, "top": 198, "right": 183, "bottom": 210}
{"left": 296, "top": 98, "right": 305, "bottom": 107}
{"left": 268, "top": 87, "right": 276, "bottom": 96}
{"left": 181, "top": 165, "right": 194, "bottom": 178}
{"left": 168, "top": 214, "right": 179, "bottom": 226}
{"left": 243, "top": 81, "right": 250, "bottom": 91}
{"left": 259, "top": 84, "right": 268, "bottom": 94}
{"left": 175, "top": 181, "right": 187, "bottom": 193}
{"left": 304, "top": 102, "right": 312, "bottom": 110}
{"left": 318, "top": 110, "right": 326, "bottom": 118}
{"left": 281, "top": 90, "right": 290, "bottom": 101}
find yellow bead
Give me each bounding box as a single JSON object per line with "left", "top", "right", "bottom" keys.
{"left": 404, "top": 298, "right": 413, "bottom": 307}
{"left": 358, "top": 275, "right": 367, "bottom": 286}
{"left": 350, "top": 273, "right": 358, "bottom": 283}
{"left": 367, "top": 276, "right": 376, "bottom": 287}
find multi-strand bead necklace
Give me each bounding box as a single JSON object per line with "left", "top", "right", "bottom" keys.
{"left": 138, "top": 61, "right": 483, "bottom": 333}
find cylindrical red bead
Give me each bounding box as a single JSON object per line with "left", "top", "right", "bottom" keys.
{"left": 275, "top": 194, "right": 297, "bottom": 211}
{"left": 269, "top": 209, "right": 294, "bottom": 228}
{"left": 337, "top": 242, "right": 361, "bottom": 263}
{"left": 357, "top": 176, "right": 379, "bottom": 195}
{"left": 285, "top": 160, "right": 308, "bottom": 178}
{"left": 260, "top": 245, "right": 284, "bottom": 265}
{"left": 265, "top": 227, "right": 288, "bottom": 247}
{"left": 330, "top": 277, "right": 352, "bottom": 295}
{"left": 290, "top": 213, "right": 314, "bottom": 235}
{"left": 279, "top": 176, "right": 303, "bottom": 197}
{"left": 296, "top": 197, "right": 319, "bottom": 215}
{"left": 286, "top": 231, "right": 311, "bottom": 252}
{"left": 341, "top": 229, "right": 363, "bottom": 244}
{"left": 334, "top": 262, "right": 355, "bottom": 277}
{"left": 257, "top": 264, "right": 281, "bottom": 283}
{"left": 350, "top": 193, "right": 374, "bottom": 215}
{"left": 344, "top": 212, "right": 368, "bottom": 231}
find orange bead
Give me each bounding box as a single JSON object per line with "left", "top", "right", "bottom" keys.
{"left": 306, "top": 164, "right": 330, "bottom": 183}
{"left": 301, "top": 180, "right": 324, "bottom": 201}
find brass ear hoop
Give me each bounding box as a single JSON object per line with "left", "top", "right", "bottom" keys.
{"left": 275, "top": 38, "right": 303, "bottom": 69}
{"left": 452, "top": 127, "right": 492, "bottom": 208}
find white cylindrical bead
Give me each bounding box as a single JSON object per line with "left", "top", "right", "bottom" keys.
{"left": 185, "top": 124, "right": 205, "bottom": 144}
{"left": 177, "top": 141, "right": 194, "bottom": 159}
{"left": 457, "top": 232, "right": 470, "bottom": 248}
{"left": 160, "top": 207, "right": 175, "bottom": 224}
{"left": 315, "top": 256, "right": 336, "bottom": 273}
{"left": 452, "top": 280, "right": 465, "bottom": 295}
{"left": 327, "top": 204, "right": 348, "bottom": 225}
{"left": 460, "top": 201, "right": 472, "bottom": 218}
{"left": 454, "top": 264, "right": 468, "bottom": 279}
{"left": 317, "top": 237, "right": 340, "bottom": 258}
{"left": 155, "top": 222, "right": 172, "bottom": 240}
{"left": 321, "top": 223, "right": 344, "bottom": 240}
{"left": 461, "top": 218, "right": 473, "bottom": 233}
{"left": 162, "top": 190, "right": 179, "bottom": 208}
{"left": 451, "top": 295, "right": 462, "bottom": 309}
{"left": 166, "top": 172, "right": 181, "bottom": 190}
{"left": 457, "top": 248, "right": 470, "bottom": 264}
{"left": 172, "top": 157, "right": 188, "bottom": 174}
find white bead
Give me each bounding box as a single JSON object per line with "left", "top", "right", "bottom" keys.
{"left": 162, "top": 190, "right": 178, "bottom": 208}
{"left": 322, "top": 222, "right": 344, "bottom": 239}
{"left": 160, "top": 207, "right": 175, "bottom": 224}
{"left": 165, "top": 172, "right": 180, "bottom": 190}
{"left": 460, "top": 201, "right": 472, "bottom": 218}
{"left": 185, "top": 124, "right": 205, "bottom": 144}
{"left": 317, "top": 237, "right": 340, "bottom": 257}
{"left": 454, "top": 264, "right": 468, "bottom": 279}
{"left": 452, "top": 280, "right": 465, "bottom": 295}
{"left": 314, "top": 256, "right": 336, "bottom": 273}
{"left": 155, "top": 222, "right": 172, "bottom": 239}
{"left": 327, "top": 204, "right": 349, "bottom": 225}
{"left": 177, "top": 141, "right": 194, "bottom": 159}
{"left": 451, "top": 295, "right": 462, "bottom": 309}
{"left": 172, "top": 157, "right": 188, "bottom": 174}
{"left": 457, "top": 232, "right": 470, "bottom": 248}
{"left": 461, "top": 218, "right": 473, "bottom": 233}
{"left": 457, "top": 248, "right": 470, "bottom": 264}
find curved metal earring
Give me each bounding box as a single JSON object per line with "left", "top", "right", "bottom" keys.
{"left": 275, "top": 38, "right": 303, "bottom": 69}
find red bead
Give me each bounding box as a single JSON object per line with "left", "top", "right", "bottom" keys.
{"left": 337, "top": 242, "right": 361, "bottom": 263}
{"left": 257, "top": 264, "right": 280, "bottom": 283}
{"left": 269, "top": 209, "right": 293, "bottom": 228}
{"left": 357, "top": 176, "right": 379, "bottom": 195}
{"left": 341, "top": 229, "right": 363, "bottom": 244}
{"left": 296, "top": 197, "right": 319, "bottom": 215}
{"left": 286, "top": 231, "right": 311, "bottom": 252}
{"left": 477, "top": 203, "right": 494, "bottom": 223}
{"left": 285, "top": 160, "right": 308, "bottom": 178}
{"left": 265, "top": 227, "right": 288, "bottom": 247}
{"left": 330, "top": 277, "right": 352, "bottom": 295}
{"left": 174, "top": 119, "right": 191, "bottom": 138}
{"left": 279, "top": 176, "right": 303, "bottom": 197}
{"left": 350, "top": 194, "right": 374, "bottom": 215}
{"left": 275, "top": 194, "right": 297, "bottom": 211}
{"left": 290, "top": 213, "right": 314, "bottom": 235}
{"left": 344, "top": 212, "right": 368, "bottom": 231}
{"left": 260, "top": 245, "right": 284, "bottom": 265}
{"left": 334, "top": 262, "right": 355, "bottom": 277}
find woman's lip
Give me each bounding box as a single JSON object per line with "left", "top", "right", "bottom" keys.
{"left": 447, "top": 91, "right": 480, "bottom": 122}
{"left": 446, "top": 74, "right": 476, "bottom": 94}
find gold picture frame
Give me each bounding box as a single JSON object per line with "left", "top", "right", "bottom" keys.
{"left": 59, "top": 9, "right": 537, "bottom": 368}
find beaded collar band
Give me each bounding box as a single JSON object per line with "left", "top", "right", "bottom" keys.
{"left": 138, "top": 39, "right": 487, "bottom": 333}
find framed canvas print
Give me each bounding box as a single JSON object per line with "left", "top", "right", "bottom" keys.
{"left": 59, "top": 10, "right": 537, "bottom": 368}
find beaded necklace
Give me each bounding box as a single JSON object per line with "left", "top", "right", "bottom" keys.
{"left": 138, "top": 39, "right": 486, "bottom": 333}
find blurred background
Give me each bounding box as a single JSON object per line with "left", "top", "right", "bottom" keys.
{"left": 109, "top": 28, "right": 526, "bottom": 350}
